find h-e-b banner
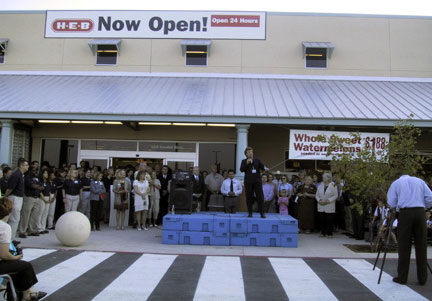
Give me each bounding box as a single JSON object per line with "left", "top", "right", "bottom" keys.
{"left": 45, "top": 10, "right": 266, "bottom": 39}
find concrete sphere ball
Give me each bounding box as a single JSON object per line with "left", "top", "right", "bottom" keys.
{"left": 55, "top": 211, "right": 91, "bottom": 247}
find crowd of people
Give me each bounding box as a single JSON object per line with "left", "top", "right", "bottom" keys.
{"left": 0, "top": 160, "right": 171, "bottom": 237}
{"left": 1, "top": 155, "right": 431, "bottom": 293}
{"left": 0, "top": 158, "right": 431, "bottom": 244}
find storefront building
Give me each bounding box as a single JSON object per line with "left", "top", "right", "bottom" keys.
{"left": 0, "top": 11, "right": 432, "bottom": 174}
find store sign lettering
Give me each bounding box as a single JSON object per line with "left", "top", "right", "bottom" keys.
{"left": 52, "top": 19, "right": 94, "bottom": 32}
{"left": 45, "top": 11, "right": 266, "bottom": 39}
{"left": 211, "top": 15, "right": 260, "bottom": 27}
{"left": 98, "top": 17, "right": 141, "bottom": 32}
{"left": 148, "top": 16, "right": 207, "bottom": 35}
{"left": 289, "top": 129, "right": 390, "bottom": 160}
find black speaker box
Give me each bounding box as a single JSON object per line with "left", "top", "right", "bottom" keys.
{"left": 169, "top": 172, "right": 193, "bottom": 214}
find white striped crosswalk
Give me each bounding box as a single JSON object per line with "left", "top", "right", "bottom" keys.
{"left": 194, "top": 256, "right": 245, "bottom": 301}
{"left": 334, "top": 259, "right": 428, "bottom": 301}
{"left": 22, "top": 248, "right": 431, "bottom": 301}
{"left": 19, "top": 248, "right": 57, "bottom": 262}
{"left": 34, "top": 251, "right": 114, "bottom": 298}
{"left": 93, "top": 254, "right": 177, "bottom": 301}
{"left": 269, "top": 258, "right": 338, "bottom": 301}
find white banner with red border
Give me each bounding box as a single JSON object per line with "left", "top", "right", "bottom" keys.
{"left": 289, "top": 129, "right": 390, "bottom": 160}
{"left": 45, "top": 10, "right": 266, "bottom": 39}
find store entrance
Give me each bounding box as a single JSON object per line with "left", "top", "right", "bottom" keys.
{"left": 111, "top": 157, "right": 164, "bottom": 170}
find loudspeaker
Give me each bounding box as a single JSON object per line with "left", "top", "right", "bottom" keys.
{"left": 169, "top": 172, "right": 193, "bottom": 214}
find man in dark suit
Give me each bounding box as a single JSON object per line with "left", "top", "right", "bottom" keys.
{"left": 240, "top": 147, "right": 266, "bottom": 218}
{"left": 157, "top": 165, "right": 172, "bottom": 225}
{"left": 191, "top": 166, "right": 205, "bottom": 212}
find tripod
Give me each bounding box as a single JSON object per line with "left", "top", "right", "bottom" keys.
{"left": 373, "top": 209, "right": 432, "bottom": 284}
{"left": 373, "top": 209, "right": 397, "bottom": 284}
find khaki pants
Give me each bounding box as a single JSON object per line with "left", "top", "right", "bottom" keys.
{"left": 149, "top": 197, "right": 160, "bottom": 220}
{"left": 39, "top": 197, "right": 50, "bottom": 231}
{"left": 8, "top": 195, "right": 23, "bottom": 239}
{"left": 47, "top": 193, "right": 56, "bottom": 228}
{"left": 65, "top": 194, "right": 80, "bottom": 212}
{"left": 19, "top": 196, "right": 42, "bottom": 234}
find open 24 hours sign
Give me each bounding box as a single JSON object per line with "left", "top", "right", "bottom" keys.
{"left": 45, "top": 10, "right": 266, "bottom": 39}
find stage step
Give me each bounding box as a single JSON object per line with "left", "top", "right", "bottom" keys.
{"left": 162, "top": 213, "right": 298, "bottom": 247}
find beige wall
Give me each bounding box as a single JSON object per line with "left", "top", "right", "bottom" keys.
{"left": 1, "top": 12, "right": 432, "bottom": 77}
{"left": 248, "top": 125, "right": 289, "bottom": 172}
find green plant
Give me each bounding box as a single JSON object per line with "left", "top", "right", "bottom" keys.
{"left": 318, "top": 117, "right": 425, "bottom": 214}
{"left": 386, "top": 117, "right": 426, "bottom": 180}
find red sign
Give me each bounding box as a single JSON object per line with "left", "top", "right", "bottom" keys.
{"left": 52, "top": 19, "right": 94, "bottom": 32}
{"left": 211, "top": 15, "right": 260, "bottom": 27}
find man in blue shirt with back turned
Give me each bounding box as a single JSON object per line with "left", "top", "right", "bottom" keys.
{"left": 387, "top": 174, "right": 432, "bottom": 286}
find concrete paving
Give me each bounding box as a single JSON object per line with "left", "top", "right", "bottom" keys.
{"left": 27, "top": 248, "right": 432, "bottom": 301}
{"left": 19, "top": 224, "right": 432, "bottom": 259}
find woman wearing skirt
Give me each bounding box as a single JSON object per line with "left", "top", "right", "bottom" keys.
{"left": 297, "top": 176, "right": 317, "bottom": 234}
{"left": 133, "top": 171, "right": 150, "bottom": 231}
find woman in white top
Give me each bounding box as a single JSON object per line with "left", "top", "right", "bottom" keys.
{"left": 0, "top": 196, "right": 46, "bottom": 300}
{"left": 133, "top": 170, "right": 150, "bottom": 231}
{"left": 315, "top": 173, "right": 339, "bottom": 238}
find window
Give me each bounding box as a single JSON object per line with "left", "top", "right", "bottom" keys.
{"left": 96, "top": 44, "right": 118, "bottom": 65}
{"left": 302, "top": 42, "right": 335, "bottom": 69}
{"left": 0, "top": 39, "right": 8, "bottom": 64}
{"left": 139, "top": 141, "right": 196, "bottom": 152}
{"left": 0, "top": 48, "right": 4, "bottom": 64}
{"left": 81, "top": 140, "right": 137, "bottom": 151}
{"left": 88, "top": 39, "right": 121, "bottom": 66}
{"left": 305, "top": 47, "right": 327, "bottom": 68}
{"left": 181, "top": 40, "right": 211, "bottom": 67}
{"left": 185, "top": 45, "right": 208, "bottom": 66}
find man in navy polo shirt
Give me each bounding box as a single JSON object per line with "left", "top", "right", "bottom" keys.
{"left": 4, "top": 158, "right": 29, "bottom": 239}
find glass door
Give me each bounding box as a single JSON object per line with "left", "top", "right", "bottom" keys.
{"left": 111, "top": 157, "right": 164, "bottom": 170}
{"left": 79, "top": 158, "right": 109, "bottom": 170}
{"left": 166, "top": 160, "right": 195, "bottom": 172}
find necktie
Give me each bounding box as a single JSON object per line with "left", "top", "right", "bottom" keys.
{"left": 230, "top": 179, "right": 234, "bottom": 193}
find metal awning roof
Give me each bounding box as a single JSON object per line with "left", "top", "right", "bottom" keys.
{"left": 302, "top": 42, "right": 335, "bottom": 58}
{"left": 1, "top": 73, "right": 432, "bottom": 127}
{"left": 181, "top": 40, "right": 212, "bottom": 56}
{"left": 88, "top": 39, "right": 122, "bottom": 55}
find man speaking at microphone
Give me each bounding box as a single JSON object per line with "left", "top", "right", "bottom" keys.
{"left": 387, "top": 173, "right": 432, "bottom": 286}
{"left": 240, "top": 147, "right": 267, "bottom": 218}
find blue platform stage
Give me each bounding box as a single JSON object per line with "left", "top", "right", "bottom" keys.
{"left": 162, "top": 212, "right": 298, "bottom": 247}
